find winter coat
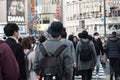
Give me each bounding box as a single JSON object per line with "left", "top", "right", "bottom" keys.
{"left": 33, "top": 38, "right": 73, "bottom": 80}
{"left": 0, "top": 40, "right": 19, "bottom": 80}
{"left": 76, "top": 39, "right": 97, "bottom": 70}
{"left": 106, "top": 37, "right": 120, "bottom": 59}
{"left": 5, "top": 38, "right": 27, "bottom": 80}
{"left": 93, "top": 38, "right": 104, "bottom": 56}
{"left": 60, "top": 38, "right": 76, "bottom": 63}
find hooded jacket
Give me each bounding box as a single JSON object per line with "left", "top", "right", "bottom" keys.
{"left": 106, "top": 37, "right": 120, "bottom": 58}
{"left": 0, "top": 40, "right": 19, "bottom": 80}
{"left": 33, "top": 38, "right": 73, "bottom": 80}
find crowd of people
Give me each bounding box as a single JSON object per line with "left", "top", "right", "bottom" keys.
{"left": 0, "top": 22, "right": 120, "bottom": 80}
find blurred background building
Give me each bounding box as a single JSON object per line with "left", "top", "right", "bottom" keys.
{"left": 64, "top": 0, "right": 120, "bottom": 36}
{"left": 0, "top": 0, "right": 120, "bottom": 38}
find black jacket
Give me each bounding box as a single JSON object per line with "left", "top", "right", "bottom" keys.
{"left": 6, "top": 38, "right": 27, "bottom": 80}
{"left": 93, "top": 38, "right": 104, "bottom": 56}
{"left": 106, "top": 37, "right": 120, "bottom": 59}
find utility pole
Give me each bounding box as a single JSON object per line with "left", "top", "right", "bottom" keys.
{"left": 104, "top": 0, "right": 106, "bottom": 36}
{"left": 60, "top": 0, "right": 63, "bottom": 23}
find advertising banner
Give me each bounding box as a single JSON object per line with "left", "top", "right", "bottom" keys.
{"left": 19, "top": 25, "right": 26, "bottom": 33}
{"left": 7, "top": 0, "right": 25, "bottom": 23}
{"left": 0, "top": 25, "right": 4, "bottom": 34}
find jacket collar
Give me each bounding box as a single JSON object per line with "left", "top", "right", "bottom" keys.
{"left": 8, "top": 36, "right": 18, "bottom": 43}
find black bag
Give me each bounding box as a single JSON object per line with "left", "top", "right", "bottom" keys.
{"left": 39, "top": 44, "right": 67, "bottom": 80}
{"left": 80, "top": 40, "right": 92, "bottom": 62}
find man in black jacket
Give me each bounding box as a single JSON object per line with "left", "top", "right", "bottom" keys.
{"left": 106, "top": 32, "right": 120, "bottom": 80}
{"left": 93, "top": 32, "right": 104, "bottom": 78}
{"left": 4, "top": 23, "right": 27, "bottom": 80}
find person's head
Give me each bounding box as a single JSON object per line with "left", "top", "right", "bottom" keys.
{"left": 81, "top": 30, "right": 88, "bottom": 39}
{"left": 68, "top": 34, "right": 74, "bottom": 41}
{"left": 112, "top": 31, "right": 117, "bottom": 37}
{"left": 39, "top": 35, "right": 47, "bottom": 43}
{"left": 21, "top": 37, "right": 32, "bottom": 50}
{"left": 78, "top": 33, "right": 82, "bottom": 39}
{"left": 18, "top": 37, "right": 22, "bottom": 43}
{"left": 4, "top": 23, "right": 19, "bottom": 39}
{"left": 93, "top": 32, "right": 99, "bottom": 39}
{"left": 62, "top": 27, "right": 67, "bottom": 38}
{"left": 88, "top": 35, "right": 93, "bottom": 41}
{"left": 47, "top": 21, "right": 64, "bottom": 39}
{"left": 9, "top": 0, "right": 18, "bottom": 15}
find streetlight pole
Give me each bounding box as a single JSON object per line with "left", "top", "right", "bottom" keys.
{"left": 103, "top": 0, "right": 106, "bottom": 36}
{"left": 61, "top": 0, "right": 63, "bottom": 23}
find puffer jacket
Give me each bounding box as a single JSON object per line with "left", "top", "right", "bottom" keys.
{"left": 106, "top": 37, "right": 120, "bottom": 58}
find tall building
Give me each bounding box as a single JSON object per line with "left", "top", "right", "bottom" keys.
{"left": 36, "top": 0, "right": 61, "bottom": 31}
{"left": 64, "top": 0, "right": 120, "bottom": 35}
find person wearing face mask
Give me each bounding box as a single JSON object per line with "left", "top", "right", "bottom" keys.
{"left": 93, "top": 32, "right": 104, "bottom": 78}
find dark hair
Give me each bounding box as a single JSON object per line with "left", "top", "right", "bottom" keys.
{"left": 93, "top": 32, "right": 99, "bottom": 36}
{"left": 18, "top": 37, "right": 22, "bottom": 43}
{"left": 62, "top": 32, "right": 67, "bottom": 38}
{"left": 78, "top": 33, "right": 82, "bottom": 38}
{"left": 4, "top": 23, "right": 19, "bottom": 36}
{"left": 88, "top": 35, "right": 93, "bottom": 41}
{"left": 81, "top": 30, "right": 88, "bottom": 39}
{"left": 21, "top": 37, "right": 32, "bottom": 50}
{"left": 39, "top": 35, "right": 47, "bottom": 43}
{"left": 112, "top": 31, "right": 117, "bottom": 36}
{"left": 61, "top": 27, "right": 67, "bottom": 38}
{"left": 51, "top": 35, "right": 59, "bottom": 37}
{"left": 68, "top": 35, "right": 74, "bottom": 42}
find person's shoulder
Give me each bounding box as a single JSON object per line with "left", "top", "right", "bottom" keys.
{"left": 0, "top": 40, "right": 4, "bottom": 44}
{"left": 0, "top": 40, "right": 9, "bottom": 48}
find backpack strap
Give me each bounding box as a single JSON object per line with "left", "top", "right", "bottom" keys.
{"left": 39, "top": 44, "right": 48, "bottom": 57}
{"left": 26, "top": 50, "right": 32, "bottom": 56}
{"left": 53, "top": 44, "right": 67, "bottom": 57}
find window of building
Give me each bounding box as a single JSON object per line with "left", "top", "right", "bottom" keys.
{"left": 43, "top": 19, "right": 50, "bottom": 24}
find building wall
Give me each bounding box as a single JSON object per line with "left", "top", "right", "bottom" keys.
{"left": 64, "top": 0, "right": 120, "bottom": 36}
{"left": 0, "top": 0, "right": 7, "bottom": 24}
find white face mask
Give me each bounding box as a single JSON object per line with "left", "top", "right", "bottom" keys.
{"left": 94, "top": 36, "right": 99, "bottom": 39}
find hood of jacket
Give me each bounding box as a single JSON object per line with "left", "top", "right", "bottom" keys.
{"left": 109, "top": 37, "right": 119, "bottom": 42}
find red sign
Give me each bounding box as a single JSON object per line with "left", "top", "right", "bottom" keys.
{"left": 31, "top": 0, "right": 35, "bottom": 26}
{"left": 56, "top": 3, "right": 60, "bottom": 20}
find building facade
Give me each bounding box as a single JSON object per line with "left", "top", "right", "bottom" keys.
{"left": 36, "top": 0, "right": 61, "bottom": 31}
{"left": 64, "top": 0, "right": 120, "bottom": 36}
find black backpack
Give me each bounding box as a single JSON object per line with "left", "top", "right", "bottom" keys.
{"left": 80, "top": 39, "right": 92, "bottom": 62}
{"left": 39, "top": 44, "right": 67, "bottom": 80}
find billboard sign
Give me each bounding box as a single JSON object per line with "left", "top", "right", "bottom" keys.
{"left": 18, "top": 25, "right": 26, "bottom": 33}
{"left": 0, "top": 25, "right": 4, "bottom": 34}
{"left": 7, "top": 0, "right": 25, "bottom": 23}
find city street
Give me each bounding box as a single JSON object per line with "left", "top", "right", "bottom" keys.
{"left": 75, "top": 60, "right": 110, "bottom": 80}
